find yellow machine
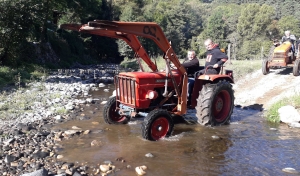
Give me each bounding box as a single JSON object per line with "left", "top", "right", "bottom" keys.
{"left": 262, "top": 41, "right": 300, "bottom": 76}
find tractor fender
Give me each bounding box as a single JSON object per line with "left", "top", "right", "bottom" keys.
{"left": 198, "top": 74, "right": 234, "bottom": 84}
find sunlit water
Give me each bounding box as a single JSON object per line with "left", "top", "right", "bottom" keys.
{"left": 53, "top": 86, "right": 300, "bottom": 175}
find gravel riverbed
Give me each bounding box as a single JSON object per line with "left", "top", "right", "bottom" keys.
{"left": 0, "top": 64, "right": 118, "bottom": 176}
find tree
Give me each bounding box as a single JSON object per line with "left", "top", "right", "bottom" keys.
{"left": 277, "top": 16, "right": 300, "bottom": 37}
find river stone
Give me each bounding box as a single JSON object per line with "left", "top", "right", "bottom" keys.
{"left": 57, "top": 155, "right": 64, "bottom": 159}
{"left": 32, "top": 151, "right": 49, "bottom": 159}
{"left": 4, "top": 155, "right": 17, "bottom": 163}
{"left": 20, "top": 168, "right": 48, "bottom": 176}
{"left": 99, "top": 83, "right": 105, "bottom": 87}
{"left": 71, "top": 126, "right": 82, "bottom": 130}
{"left": 278, "top": 105, "right": 300, "bottom": 123}
{"left": 101, "top": 101, "right": 107, "bottom": 105}
{"left": 282, "top": 167, "right": 299, "bottom": 174}
{"left": 145, "top": 153, "right": 154, "bottom": 158}
{"left": 288, "top": 122, "right": 300, "bottom": 128}
{"left": 64, "top": 130, "right": 80, "bottom": 135}
{"left": 3, "top": 138, "right": 15, "bottom": 146}
{"left": 212, "top": 135, "right": 220, "bottom": 139}
{"left": 104, "top": 89, "right": 109, "bottom": 92}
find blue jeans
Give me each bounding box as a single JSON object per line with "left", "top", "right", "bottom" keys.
{"left": 188, "top": 78, "right": 195, "bottom": 102}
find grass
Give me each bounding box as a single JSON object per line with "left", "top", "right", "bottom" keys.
{"left": 223, "top": 59, "right": 262, "bottom": 81}
{"left": 0, "top": 65, "right": 48, "bottom": 89}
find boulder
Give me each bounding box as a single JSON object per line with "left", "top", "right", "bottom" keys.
{"left": 278, "top": 105, "right": 300, "bottom": 123}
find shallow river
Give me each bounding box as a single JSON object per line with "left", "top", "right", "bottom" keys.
{"left": 53, "top": 85, "right": 300, "bottom": 176}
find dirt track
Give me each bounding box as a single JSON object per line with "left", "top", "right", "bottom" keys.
{"left": 233, "top": 67, "right": 300, "bottom": 110}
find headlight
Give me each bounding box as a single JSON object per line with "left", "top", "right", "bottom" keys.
{"left": 146, "top": 90, "right": 158, "bottom": 99}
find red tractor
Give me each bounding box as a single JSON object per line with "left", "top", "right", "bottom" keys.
{"left": 61, "top": 20, "right": 234, "bottom": 141}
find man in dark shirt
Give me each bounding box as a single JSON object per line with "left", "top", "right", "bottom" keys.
{"left": 182, "top": 50, "right": 200, "bottom": 77}
{"left": 181, "top": 50, "right": 199, "bottom": 105}
{"left": 194, "top": 39, "right": 228, "bottom": 78}
{"left": 281, "top": 30, "right": 297, "bottom": 54}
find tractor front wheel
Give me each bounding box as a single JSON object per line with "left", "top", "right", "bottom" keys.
{"left": 293, "top": 59, "right": 300, "bottom": 76}
{"left": 103, "top": 96, "right": 129, "bottom": 124}
{"left": 196, "top": 80, "right": 234, "bottom": 126}
{"left": 262, "top": 59, "right": 269, "bottom": 75}
{"left": 142, "top": 109, "right": 174, "bottom": 141}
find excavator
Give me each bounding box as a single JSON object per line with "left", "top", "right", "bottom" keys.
{"left": 60, "top": 20, "right": 234, "bottom": 141}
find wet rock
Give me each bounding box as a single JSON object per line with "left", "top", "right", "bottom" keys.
{"left": 116, "top": 157, "right": 125, "bottom": 162}
{"left": 100, "top": 164, "right": 115, "bottom": 173}
{"left": 145, "top": 153, "right": 154, "bottom": 158}
{"left": 78, "top": 116, "right": 90, "bottom": 121}
{"left": 20, "top": 168, "right": 48, "bottom": 176}
{"left": 211, "top": 135, "right": 220, "bottom": 139}
{"left": 57, "top": 155, "right": 64, "bottom": 159}
{"left": 32, "top": 151, "right": 49, "bottom": 159}
{"left": 282, "top": 167, "right": 299, "bottom": 174}
{"left": 135, "top": 165, "right": 147, "bottom": 175}
{"left": 91, "top": 140, "right": 102, "bottom": 147}
{"left": 104, "top": 89, "right": 109, "bottom": 92}
{"left": 83, "top": 130, "right": 90, "bottom": 134}
{"left": 101, "top": 101, "right": 107, "bottom": 105}
{"left": 98, "top": 83, "right": 105, "bottom": 87}
{"left": 64, "top": 130, "right": 81, "bottom": 135}
{"left": 71, "top": 126, "right": 82, "bottom": 130}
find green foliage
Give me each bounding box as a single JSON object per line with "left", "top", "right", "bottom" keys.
{"left": 1, "top": 0, "right": 300, "bottom": 70}
{"left": 277, "top": 16, "right": 300, "bottom": 37}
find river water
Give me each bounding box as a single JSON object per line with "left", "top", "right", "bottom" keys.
{"left": 53, "top": 85, "right": 300, "bottom": 176}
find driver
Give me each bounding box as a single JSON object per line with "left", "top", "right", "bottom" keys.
{"left": 281, "top": 30, "right": 296, "bottom": 54}
{"left": 194, "top": 39, "right": 228, "bottom": 78}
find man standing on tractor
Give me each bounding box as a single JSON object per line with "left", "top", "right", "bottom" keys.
{"left": 194, "top": 38, "right": 228, "bottom": 78}
{"left": 181, "top": 50, "right": 200, "bottom": 104}
{"left": 281, "top": 30, "right": 297, "bottom": 54}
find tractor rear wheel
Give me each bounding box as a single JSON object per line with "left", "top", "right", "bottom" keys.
{"left": 142, "top": 109, "right": 174, "bottom": 141}
{"left": 262, "top": 59, "right": 269, "bottom": 75}
{"left": 196, "top": 80, "right": 234, "bottom": 126}
{"left": 103, "top": 96, "right": 129, "bottom": 124}
{"left": 293, "top": 59, "right": 300, "bottom": 76}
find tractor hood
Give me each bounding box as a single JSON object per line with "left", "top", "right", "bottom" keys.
{"left": 118, "top": 70, "right": 181, "bottom": 85}
{"left": 274, "top": 42, "right": 292, "bottom": 53}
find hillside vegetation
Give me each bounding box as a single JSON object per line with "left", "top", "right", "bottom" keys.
{"left": 1, "top": 0, "right": 300, "bottom": 67}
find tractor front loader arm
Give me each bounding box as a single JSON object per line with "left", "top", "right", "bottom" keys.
{"left": 60, "top": 20, "right": 188, "bottom": 115}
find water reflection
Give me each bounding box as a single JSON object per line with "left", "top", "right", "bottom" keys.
{"left": 53, "top": 85, "right": 300, "bottom": 175}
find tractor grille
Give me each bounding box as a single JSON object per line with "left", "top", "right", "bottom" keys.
{"left": 273, "top": 53, "right": 285, "bottom": 59}
{"left": 115, "top": 75, "right": 136, "bottom": 106}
